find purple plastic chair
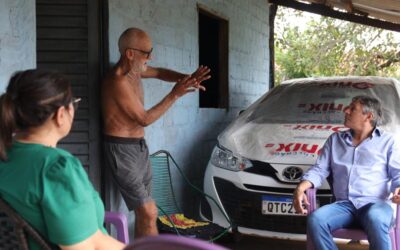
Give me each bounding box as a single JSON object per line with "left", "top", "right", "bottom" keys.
{"left": 125, "top": 234, "right": 230, "bottom": 250}
{"left": 104, "top": 211, "right": 129, "bottom": 244}
{"left": 306, "top": 188, "right": 400, "bottom": 250}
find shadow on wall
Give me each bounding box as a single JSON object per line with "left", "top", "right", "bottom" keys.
{"left": 177, "top": 115, "right": 235, "bottom": 220}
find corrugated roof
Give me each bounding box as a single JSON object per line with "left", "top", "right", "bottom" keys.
{"left": 302, "top": 0, "right": 400, "bottom": 25}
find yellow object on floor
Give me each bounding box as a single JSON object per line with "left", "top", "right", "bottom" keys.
{"left": 159, "top": 214, "right": 209, "bottom": 229}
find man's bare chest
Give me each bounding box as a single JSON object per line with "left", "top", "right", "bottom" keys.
{"left": 127, "top": 78, "right": 144, "bottom": 103}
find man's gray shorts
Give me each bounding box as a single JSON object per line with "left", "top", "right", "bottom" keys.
{"left": 103, "top": 135, "right": 153, "bottom": 210}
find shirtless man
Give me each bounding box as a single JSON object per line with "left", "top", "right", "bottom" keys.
{"left": 101, "top": 27, "right": 211, "bottom": 239}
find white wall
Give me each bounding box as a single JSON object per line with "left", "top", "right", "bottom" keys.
{"left": 0, "top": 0, "right": 271, "bottom": 240}
{"left": 0, "top": 0, "right": 36, "bottom": 92}
{"left": 108, "top": 0, "right": 271, "bottom": 235}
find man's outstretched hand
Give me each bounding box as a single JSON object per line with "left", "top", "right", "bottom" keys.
{"left": 190, "top": 65, "right": 211, "bottom": 91}
{"left": 171, "top": 66, "right": 211, "bottom": 98}
{"left": 171, "top": 75, "right": 198, "bottom": 98}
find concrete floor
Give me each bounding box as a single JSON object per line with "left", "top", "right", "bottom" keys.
{"left": 217, "top": 235, "right": 368, "bottom": 250}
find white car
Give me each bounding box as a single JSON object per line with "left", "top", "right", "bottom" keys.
{"left": 201, "top": 76, "right": 400, "bottom": 239}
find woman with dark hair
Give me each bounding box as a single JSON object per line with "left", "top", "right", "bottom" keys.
{"left": 0, "top": 69, "right": 125, "bottom": 250}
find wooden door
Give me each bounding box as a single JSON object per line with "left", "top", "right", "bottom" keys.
{"left": 36, "top": 0, "right": 103, "bottom": 191}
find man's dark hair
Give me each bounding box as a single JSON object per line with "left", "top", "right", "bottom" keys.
{"left": 0, "top": 69, "right": 72, "bottom": 160}
{"left": 352, "top": 95, "right": 382, "bottom": 127}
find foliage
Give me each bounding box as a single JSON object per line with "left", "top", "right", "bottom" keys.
{"left": 274, "top": 7, "right": 400, "bottom": 84}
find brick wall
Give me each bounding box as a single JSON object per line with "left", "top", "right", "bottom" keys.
{"left": 108, "top": 0, "right": 271, "bottom": 235}
{"left": 0, "top": 0, "right": 35, "bottom": 91}
{"left": 0, "top": 0, "right": 271, "bottom": 240}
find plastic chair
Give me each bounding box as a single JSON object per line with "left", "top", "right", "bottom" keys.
{"left": 306, "top": 188, "right": 400, "bottom": 250}
{"left": 104, "top": 211, "right": 129, "bottom": 244}
{"left": 125, "top": 234, "right": 229, "bottom": 250}
{"left": 150, "top": 150, "right": 232, "bottom": 241}
{"left": 0, "top": 196, "right": 129, "bottom": 250}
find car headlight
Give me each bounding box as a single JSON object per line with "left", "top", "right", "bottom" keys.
{"left": 211, "top": 145, "right": 253, "bottom": 171}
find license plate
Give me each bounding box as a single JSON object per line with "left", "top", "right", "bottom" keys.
{"left": 262, "top": 195, "right": 303, "bottom": 216}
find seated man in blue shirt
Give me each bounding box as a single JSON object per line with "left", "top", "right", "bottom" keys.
{"left": 293, "top": 95, "right": 400, "bottom": 250}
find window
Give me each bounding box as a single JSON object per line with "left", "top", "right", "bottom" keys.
{"left": 198, "top": 7, "right": 229, "bottom": 109}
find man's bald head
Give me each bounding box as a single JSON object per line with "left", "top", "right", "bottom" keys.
{"left": 118, "top": 27, "right": 150, "bottom": 55}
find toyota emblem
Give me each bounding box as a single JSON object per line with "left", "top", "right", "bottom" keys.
{"left": 282, "top": 166, "right": 303, "bottom": 181}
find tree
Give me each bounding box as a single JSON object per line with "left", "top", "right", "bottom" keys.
{"left": 274, "top": 7, "right": 400, "bottom": 84}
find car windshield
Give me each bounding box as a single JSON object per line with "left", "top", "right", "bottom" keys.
{"left": 247, "top": 79, "right": 400, "bottom": 126}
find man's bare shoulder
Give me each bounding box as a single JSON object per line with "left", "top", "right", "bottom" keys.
{"left": 103, "top": 73, "right": 137, "bottom": 96}
{"left": 103, "top": 70, "right": 129, "bottom": 86}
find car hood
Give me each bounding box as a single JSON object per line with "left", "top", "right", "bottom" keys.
{"left": 218, "top": 76, "right": 400, "bottom": 165}
{"left": 219, "top": 122, "right": 345, "bottom": 165}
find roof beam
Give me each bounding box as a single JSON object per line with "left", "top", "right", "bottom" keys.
{"left": 269, "top": 0, "right": 400, "bottom": 32}
{"left": 339, "top": 0, "right": 354, "bottom": 13}
{"left": 355, "top": 0, "right": 400, "bottom": 12}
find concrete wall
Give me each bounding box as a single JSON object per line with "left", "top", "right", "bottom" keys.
{"left": 0, "top": 0, "right": 36, "bottom": 92}
{"left": 108, "top": 0, "right": 271, "bottom": 236}
{"left": 0, "top": 0, "right": 271, "bottom": 240}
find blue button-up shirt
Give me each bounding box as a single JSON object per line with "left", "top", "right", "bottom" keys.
{"left": 302, "top": 127, "right": 400, "bottom": 208}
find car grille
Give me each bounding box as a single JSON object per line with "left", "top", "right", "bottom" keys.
{"left": 214, "top": 177, "right": 332, "bottom": 234}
